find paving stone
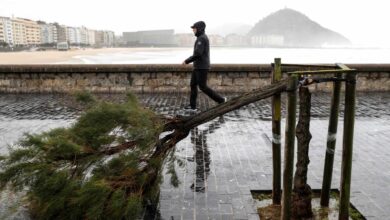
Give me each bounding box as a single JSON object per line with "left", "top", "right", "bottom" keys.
{"left": 221, "top": 214, "right": 234, "bottom": 220}
{"left": 208, "top": 214, "right": 222, "bottom": 220}
{"left": 219, "top": 204, "right": 233, "bottom": 214}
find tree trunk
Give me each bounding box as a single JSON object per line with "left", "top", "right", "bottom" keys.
{"left": 291, "top": 86, "right": 313, "bottom": 218}
{"left": 139, "top": 79, "right": 289, "bottom": 191}
{"left": 154, "top": 79, "right": 288, "bottom": 156}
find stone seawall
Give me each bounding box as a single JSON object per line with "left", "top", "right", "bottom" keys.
{"left": 0, "top": 64, "right": 389, "bottom": 93}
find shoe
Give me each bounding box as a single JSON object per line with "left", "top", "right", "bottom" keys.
{"left": 184, "top": 105, "right": 198, "bottom": 111}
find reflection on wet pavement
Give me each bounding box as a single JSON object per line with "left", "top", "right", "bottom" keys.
{"left": 190, "top": 117, "right": 225, "bottom": 193}
{"left": 0, "top": 92, "right": 389, "bottom": 219}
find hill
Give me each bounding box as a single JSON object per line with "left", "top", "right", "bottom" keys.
{"left": 248, "top": 8, "right": 351, "bottom": 47}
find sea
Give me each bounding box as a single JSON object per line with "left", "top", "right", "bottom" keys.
{"left": 58, "top": 47, "right": 390, "bottom": 64}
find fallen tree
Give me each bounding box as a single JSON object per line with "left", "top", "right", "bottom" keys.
{"left": 0, "top": 79, "right": 288, "bottom": 219}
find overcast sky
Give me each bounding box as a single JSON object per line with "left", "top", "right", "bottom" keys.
{"left": 1, "top": 0, "right": 390, "bottom": 47}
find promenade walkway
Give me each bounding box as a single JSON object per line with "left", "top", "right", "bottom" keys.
{"left": 0, "top": 92, "right": 389, "bottom": 219}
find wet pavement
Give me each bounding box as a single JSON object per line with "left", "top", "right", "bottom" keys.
{"left": 0, "top": 92, "right": 389, "bottom": 219}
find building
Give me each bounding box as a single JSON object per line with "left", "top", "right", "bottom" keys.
{"left": 55, "top": 23, "right": 68, "bottom": 43}
{"left": 91, "top": 30, "right": 115, "bottom": 47}
{"left": 103, "top": 31, "right": 108, "bottom": 46}
{"left": 0, "top": 21, "right": 3, "bottom": 43}
{"left": 208, "top": 34, "right": 224, "bottom": 46}
{"left": 12, "top": 18, "right": 41, "bottom": 45}
{"left": 0, "top": 15, "right": 116, "bottom": 47}
{"left": 174, "top": 33, "right": 195, "bottom": 47}
{"left": 114, "top": 35, "right": 125, "bottom": 47}
{"left": 39, "top": 22, "right": 58, "bottom": 45}
{"left": 11, "top": 18, "right": 26, "bottom": 45}
{"left": 24, "top": 19, "right": 41, "bottom": 45}
{"left": 105, "top": 31, "right": 115, "bottom": 47}
{"left": 0, "top": 16, "right": 14, "bottom": 46}
{"left": 94, "top": 30, "right": 104, "bottom": 47}
{"left": 123, "top": 29, "right": 176, "bottom": 46}
{"left": 79, "top": 26, "right": 89, "bottom": 45}
{"left": 250, "top": 35, "right": 284, "bottom": 47}
{"left": 225, "top": 34, "right": 249, "bottom": 47}
{"left": 67, "top": 27, "right": 81, "bottom": 45}
{"left": 9, "top": 17, "right": 42, "bottom": 46}
{"left": 88, "top": 29, "right": 96, "bottom": 46}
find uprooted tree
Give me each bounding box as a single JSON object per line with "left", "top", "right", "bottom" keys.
{"left": 0, "top": 80, "right": 288, "bottom": 219}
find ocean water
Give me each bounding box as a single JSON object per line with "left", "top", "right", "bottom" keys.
{"left": 61, "top": 47, "right": 390, "bottom": 64}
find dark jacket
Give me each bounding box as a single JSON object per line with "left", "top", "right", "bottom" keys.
{"left": 185, "top": 29, "right": 210, "bottom": 70}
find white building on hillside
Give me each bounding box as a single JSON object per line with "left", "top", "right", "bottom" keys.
{"left": 250, "top": 34, "right": 284, "bottom": 47}
{"left": 225, "top": 34, "right": 249, "bottom": 46}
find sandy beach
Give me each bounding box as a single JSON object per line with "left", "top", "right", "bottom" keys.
{"left": 1, "top": 47, "right": 389, "bottom": 64}
{"left": 0, "top": 48, "right": 181, "bottom": 64}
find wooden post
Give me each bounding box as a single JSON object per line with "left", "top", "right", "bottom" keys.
{"left": 339, "top": 72, "right": 357, "bottom": 220}
{"left": 281, "top": 74, "right": 298, "bottom": 220}
{"left": 272, "top": 58, "right": 282, "bottom": 204}
{"left": 320, "top": 73, "right": 342, "bottom": 206}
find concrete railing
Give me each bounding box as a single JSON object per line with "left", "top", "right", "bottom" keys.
{"left": 0, "top": 64, "right": 389, "bottom": 93}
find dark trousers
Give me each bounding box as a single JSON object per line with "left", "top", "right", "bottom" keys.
{"left": 190, "top": 69, "right": 224, "bottom": 108}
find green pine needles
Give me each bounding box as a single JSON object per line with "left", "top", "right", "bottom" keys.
{"left": 0, "top": 92, "right": 165, "bottom": 219}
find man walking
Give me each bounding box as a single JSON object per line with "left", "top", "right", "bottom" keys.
{"left": 182, "top": 21, "right": 226, "bottom": 111}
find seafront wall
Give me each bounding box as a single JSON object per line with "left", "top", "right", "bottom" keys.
{"left": 0, "top": 64, "right": 389, "bottom": 93}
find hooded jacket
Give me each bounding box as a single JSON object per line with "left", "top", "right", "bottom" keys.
{"left": 185, "top": 22, "right": 210, "bottom": 69}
